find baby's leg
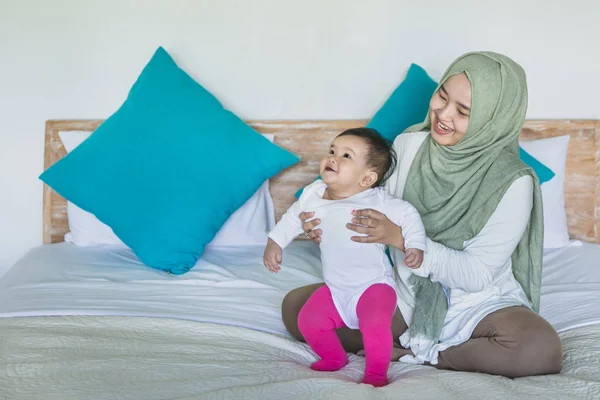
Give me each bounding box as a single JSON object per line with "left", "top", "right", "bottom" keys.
{"left": 297, "top": 285, "right": 348, "bottom": 371}
{"left": 356, "top": 283, "right": 397, "bottom": 387}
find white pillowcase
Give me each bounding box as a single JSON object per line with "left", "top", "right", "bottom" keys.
{"left": 208, "top": 180, "right": 276, "bottom": 247}
{"left": 58, "top": 130, "right": 276, "bottom": 248}
{"left": 519, "top": 135, "right": 571, "bottom": 249}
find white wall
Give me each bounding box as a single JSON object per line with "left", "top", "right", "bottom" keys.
{"left": 0, "top": 0, "right": 599, "bottom": 272}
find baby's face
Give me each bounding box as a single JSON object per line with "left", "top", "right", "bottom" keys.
{"left": 320, "top": 135, "right": 370, "bottom": 190}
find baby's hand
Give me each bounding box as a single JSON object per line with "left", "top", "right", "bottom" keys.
{"left": 404, "top": 248, "right": 424, "bottom": 269}
{"left": 263, "top": 238, "right": 283, "bottom": 273}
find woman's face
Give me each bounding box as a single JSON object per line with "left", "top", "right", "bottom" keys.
{"left": 429, "top": 73, "right": 471, "bottom": 146}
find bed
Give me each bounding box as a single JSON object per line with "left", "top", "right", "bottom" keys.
{"left": 1, "top": 119, "right": 599, "bottom": 399}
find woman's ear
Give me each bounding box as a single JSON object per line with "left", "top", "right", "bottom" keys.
{"left": 361, "top": 171, "right": 378, "bottom": 188}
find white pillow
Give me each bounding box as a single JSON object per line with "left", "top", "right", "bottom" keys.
{"left": 519, "top": 135, "right": 571, "bottom": 249}
{"left": 58, "top": 131, "right": 276, "bottom": 248}
{"left": 208, "top": 179, "right": 275, "bottom": 247}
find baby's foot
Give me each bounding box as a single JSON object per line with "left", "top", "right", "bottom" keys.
{"left": 311, "top": 356, "right": 348, "bottom": 372}
{"left": 363, "top": 371, "right": 388, "bottom": 387}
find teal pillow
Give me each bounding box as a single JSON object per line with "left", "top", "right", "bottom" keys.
{"left": 40, "top": 47, "right": 299, "bottom": 274}
{"left": 295, "top": 64, "right": 554, "bottom": 198}
{"left": 367, "top": 63, "right": 439, "bottom": 142}
{"left": 519, "top": 147, "right": 554, "bottom": 182}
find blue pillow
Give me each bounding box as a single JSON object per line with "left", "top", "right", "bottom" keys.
{"left": 295, "top": 64, "right": 554, "bottom": 198}
{"left": 40, "top": 47, "right": 299, "bottom": 274}
{"left": 519, "top": 147, "right": 554, "bottom": 182}
{"left": 367, "top": 64, "right": 439, "bottom": 142}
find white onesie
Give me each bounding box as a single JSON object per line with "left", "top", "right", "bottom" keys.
{"left": 268, "top": 180, "right": 427, "bottom": 329}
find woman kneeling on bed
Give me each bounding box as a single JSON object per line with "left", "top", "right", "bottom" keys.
{"left": 264, "top": 127, "right": 425, "bottom": 386}
{"left": 281, "top": 51, "right": 564, "bottom": 380}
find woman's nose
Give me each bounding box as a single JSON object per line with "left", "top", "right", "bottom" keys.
{"left": 437, "top": 105, "right": 452, "bottom": 120}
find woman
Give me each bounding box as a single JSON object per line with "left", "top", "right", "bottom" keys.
{"left": 282, "top": 52, "right": 563, "bottom": 378}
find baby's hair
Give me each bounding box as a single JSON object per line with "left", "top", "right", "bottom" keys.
{"left": 337, "top": 127, "right": 397, "bottom": 187}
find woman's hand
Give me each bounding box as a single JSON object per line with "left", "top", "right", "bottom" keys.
{"left": 299, "top": 212, "right": 322, "bottom": 244}
{"left": 346, "top": 209, "right": 405, "bottom": 251}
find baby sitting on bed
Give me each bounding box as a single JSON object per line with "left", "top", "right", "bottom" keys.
{"left": 263, "top": 127, "right": 427, "bottom": 387}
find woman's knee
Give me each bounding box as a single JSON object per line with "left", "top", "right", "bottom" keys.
{"left": 516, "top": 324, "right": 563, "bottom": 375}
{"left": 452, "top": 307, "right": 563, "bottom": 377}
{"left": 495, "top": 307, "right": 563, "bottom": 376}
{"left": 542, "top": 330, "right": 563, "bottom": 374}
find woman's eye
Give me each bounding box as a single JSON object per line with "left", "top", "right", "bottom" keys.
{"left": 439, "top": 92, "right": 447, "bottom": 102}
{"left": 458, "top": 110, "right": 469, "bottom": 117}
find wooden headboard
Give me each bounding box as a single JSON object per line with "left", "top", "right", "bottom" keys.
{"left": 43, "top": 119, "right": 600, "bottom": 244}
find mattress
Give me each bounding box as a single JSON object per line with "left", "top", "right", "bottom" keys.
{"left": 1, "top": 240, "right": 600, "bottom": 399}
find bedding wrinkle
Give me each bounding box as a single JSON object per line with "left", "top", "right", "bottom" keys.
{"left": 0, "top": 316, "right": 598, "bottom": 399}
{"left": 1, "top": 240, "right": 600, "bottom": 336}
{"left": 0, "top": 240, "right": 598, "bottom": 396}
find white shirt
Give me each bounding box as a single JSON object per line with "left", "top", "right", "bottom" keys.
{"left": 388, "top": 132, "right": 533, "bottom": 364}
{"left": 269, "top": 180, "right": 427, "bottom": 329}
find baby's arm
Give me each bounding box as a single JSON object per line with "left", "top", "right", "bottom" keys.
{"left": 268, "top": 199, "right": 306, "bottom": 248}
{"left": 383, "top": 195, "right": 427, "bottom": 268}
{"left": 264, "top": 186, "right": 313, "bottom": 272}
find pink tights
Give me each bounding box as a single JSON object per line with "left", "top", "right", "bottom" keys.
{"left": 297, "top": 283, "right": 397, "bottom": 387}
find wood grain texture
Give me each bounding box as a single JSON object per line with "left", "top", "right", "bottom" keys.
{"left": 520, "top": 120, "right": 600, "bottom": 244}
{"left": 43, "top": 119, "right": 600, "bottom": 244}
{"left": 43, "top": 120, "right": 104, "bottom": 244}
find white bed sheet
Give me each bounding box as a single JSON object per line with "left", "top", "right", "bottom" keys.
{"left": 0, "top": 241, "right": 322, "bottom": 337}
{"left": 0, "top": 239, "right": 599, "bottom": 335}
{"left": 540, "top": 240, "right": 600, "bottom": 332}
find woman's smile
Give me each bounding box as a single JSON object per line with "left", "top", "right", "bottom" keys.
{"left": 432, "top": 115, "right": 454, "bottom": 136}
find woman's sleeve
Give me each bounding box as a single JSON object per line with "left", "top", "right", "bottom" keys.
{"left": 410, "top": 175, "right": 534, "bottom": 293}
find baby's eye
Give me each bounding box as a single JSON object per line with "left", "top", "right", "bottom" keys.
{"left": 343, "top": 153, "right": 351, "bottom": 158}
{"left": 329, "top": 149, "right": 334, "bottom": 155}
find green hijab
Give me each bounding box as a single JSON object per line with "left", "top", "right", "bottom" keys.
{"left": 399, "top": 52, "right": 544, "bottom": 357}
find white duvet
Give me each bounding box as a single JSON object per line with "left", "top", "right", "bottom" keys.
{"left": 1, "top": 240, "right": 600, "bottom": 399}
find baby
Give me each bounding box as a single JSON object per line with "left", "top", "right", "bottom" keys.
{"left": 263, "top": 128, "right": 426, "bottom": 387}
